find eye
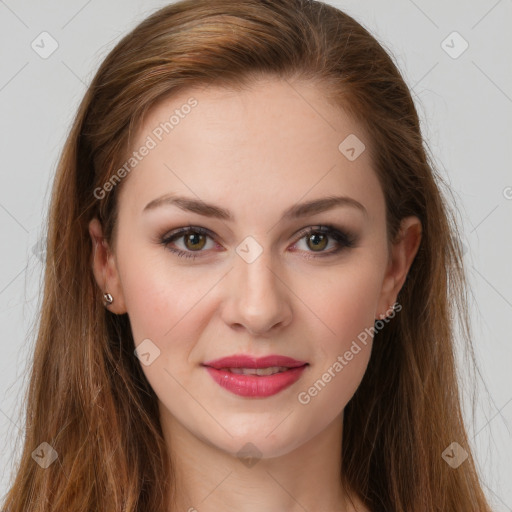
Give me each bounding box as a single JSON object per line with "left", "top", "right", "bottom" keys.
{"left": 290, "top": 225, "right": 356, "bottom": 259}
{"left": 160, "top": 226, "right": 217, "bottom": 260}
{"left": 160, "top": 224, "right": 356, "bottom": 260}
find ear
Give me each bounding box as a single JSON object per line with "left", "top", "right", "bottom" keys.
{"left": 375, "top": 216, "right": 422, "bottom": 320}
{"left": 88, "top": 217, "right": 127, "bottom": 314}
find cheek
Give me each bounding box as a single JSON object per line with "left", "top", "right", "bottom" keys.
{"left": 308, "top": 257, "right": 385, "bottom": 353}
{"left": 117, "top": 242, "right": 202, "bottom": 342}
{"left": 118, "top": 255, "right": 206, "bottom": 410}
{"left": 295, "top": 258, "right": 384, "bottom": 408}
{"left": 113, "top": 248, "right": 210, "bottom": 423}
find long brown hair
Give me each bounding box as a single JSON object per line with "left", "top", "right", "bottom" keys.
{"left": 2, "top": 0, "right": 493, "bottom": 510}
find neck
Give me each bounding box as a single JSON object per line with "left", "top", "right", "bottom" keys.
{"left": 159, "top": 407, "right": 364, "bottom": 512}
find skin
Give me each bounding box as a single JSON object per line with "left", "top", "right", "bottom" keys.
{"left": 89, "top": 77, "right": 421, "bottom": 512}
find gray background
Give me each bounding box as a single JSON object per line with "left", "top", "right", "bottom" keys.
{"left": 0, "top": 0, "right": 511, "bottom": 508}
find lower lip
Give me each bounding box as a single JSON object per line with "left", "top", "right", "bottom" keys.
{"left": 204, "top": 365, "right": 308, "bottom": 397}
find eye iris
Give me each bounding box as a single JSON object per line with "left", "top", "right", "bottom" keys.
{"left": 185, "top": 232, "right": 206, "bottom": 250}
{"left": 307, "top": 232, "right": 327, "bottom": 251}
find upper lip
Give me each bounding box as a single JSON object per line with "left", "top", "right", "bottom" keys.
{"left": 202, "top": 354, "right": 308, "bottom": 369}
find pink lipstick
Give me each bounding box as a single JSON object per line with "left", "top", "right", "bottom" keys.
{"left": 202, "top": 354, "right": 308, "bottom": 397}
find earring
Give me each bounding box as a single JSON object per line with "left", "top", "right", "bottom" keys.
{"left": 103, "top": 292, "right": 114, "bottom": 307}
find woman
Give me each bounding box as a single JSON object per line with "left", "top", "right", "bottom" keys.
{"left": 2, "top": 0, "right": 494, "bottom": 510}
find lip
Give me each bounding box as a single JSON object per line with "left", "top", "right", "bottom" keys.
{"left": 202, "top": 354, "right": 309, "bottom": 398}
{"left": 203, "top": 354, "right": 308, "bottom": 369}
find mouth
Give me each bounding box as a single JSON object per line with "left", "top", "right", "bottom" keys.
{"left": 202, "top": 354, "right": 308, "bottom": 370}
{"left": 217, "top": 366, "right": 298, "bottom": 376}
{"left": 202, "top": 355, "right": 309, "bottom": 397}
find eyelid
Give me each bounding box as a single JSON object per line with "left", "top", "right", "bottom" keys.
{"left": 292, "top": 224, "right": 356, "bottom": 245}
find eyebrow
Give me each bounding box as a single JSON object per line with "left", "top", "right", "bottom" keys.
{"left": 143, "top": 193, "right": 367, "bottom": 220}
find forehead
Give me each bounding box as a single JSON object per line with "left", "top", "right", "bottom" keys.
{"left": 116, "top": 77, "right": 383, "bottom": 223}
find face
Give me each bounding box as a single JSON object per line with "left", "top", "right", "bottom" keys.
{"left": 90, "top": 77, "right": 420, "bottom": 460}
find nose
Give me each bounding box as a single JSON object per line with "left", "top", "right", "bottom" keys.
{"left": 221, "top": 249, "right": 293, "bottom": 337}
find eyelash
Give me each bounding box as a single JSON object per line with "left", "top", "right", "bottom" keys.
{"left": 159, "top": 224, "right": 357, "bottom": 261}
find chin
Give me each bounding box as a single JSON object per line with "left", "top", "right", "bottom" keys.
{"left": 200, "top": 420, "right": 312, "bottom": 461}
